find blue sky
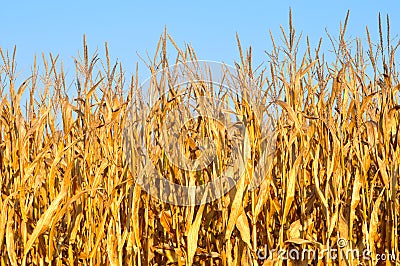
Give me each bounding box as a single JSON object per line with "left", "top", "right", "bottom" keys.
{"left": 1, "top": 1, "right": 399, "bottom": 83}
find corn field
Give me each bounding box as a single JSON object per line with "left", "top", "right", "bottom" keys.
{"left": 0, "top": 12, "right": 399, "bottom": 265}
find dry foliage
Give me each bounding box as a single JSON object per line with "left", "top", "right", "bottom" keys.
{"left": 0, "top": 12, "right": 399, "bottom": 265}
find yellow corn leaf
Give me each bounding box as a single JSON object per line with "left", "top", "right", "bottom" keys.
{"left": 24, "top": 186, "right": 67, "bottom": 258}
{"left": 187, "top": 203, "right": 205, "bottom": 266}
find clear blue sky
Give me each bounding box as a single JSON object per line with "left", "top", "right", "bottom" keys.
{"left": 1, "top": 1, "right": 399, "bottom": 83}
